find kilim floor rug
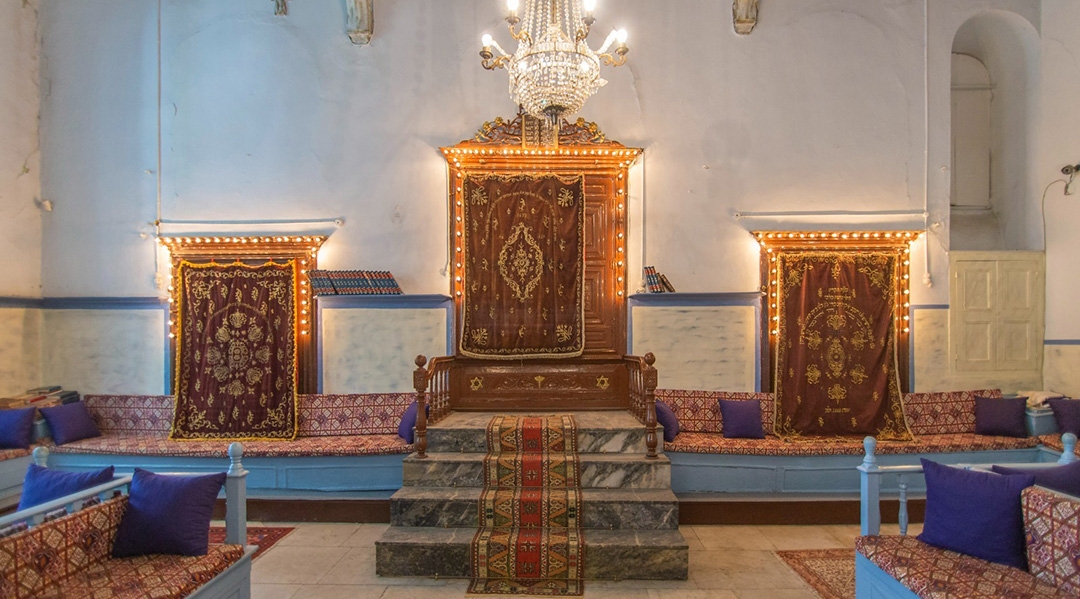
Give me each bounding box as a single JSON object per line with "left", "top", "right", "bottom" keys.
{"left": 776, "top": 549, "right": 856, "bottom": 599}
{"left": 469, "top": 414, "right": 585, "bottom": 596}
{"left": 208, "top": 525, "right": 295, "bottom": 560}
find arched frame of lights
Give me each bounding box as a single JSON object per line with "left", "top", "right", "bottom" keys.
{"left": 158, "top": 235, "right": 327, "bottom": 394}
{"left": 754, "top": 230, "right": 923, "bottom": 394}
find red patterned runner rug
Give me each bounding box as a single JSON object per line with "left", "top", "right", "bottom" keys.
{"left": 208, "top": 525, "right": 295, "bottom": 560}
{"left": 469, "top": 415, "right": 584, "bottom": 596}
{"left": 776, "top": 549, "right": 855, "bottom": 599}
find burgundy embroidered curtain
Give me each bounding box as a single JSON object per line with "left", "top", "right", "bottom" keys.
{"left": 459, "top": 174, "right": 585, "bottom": 359}
{"left": 171, "top": 260, "right": 298, "bottom": 440}
{"left": 774, "top": 252, "right": 911, "bottom": 440}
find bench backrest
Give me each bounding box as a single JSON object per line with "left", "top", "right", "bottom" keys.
{"left": 1023, "top": 486, "right": 1080, "bottom": 594}
{"left": 0, "top": 496, "right": 127, "bottom": 599}
{"left": 82, "top": 393, "right": 415, "bottom": 437}
{"left": 656, "top": 389, "right": 774, "bottom": 434}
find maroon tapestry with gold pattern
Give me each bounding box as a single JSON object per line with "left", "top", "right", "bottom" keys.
{"left": 460, "top": 174, "right": 585, "bottom": 359}
{"left": 171, "top": 261, "right": 298, "bottom": 440}
{"left": 774, "top": 252, "right": 911, "bottom": 440}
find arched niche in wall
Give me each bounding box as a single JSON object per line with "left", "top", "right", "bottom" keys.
{"left": 949, "top": 12, "right": 1040, "bottom": 251}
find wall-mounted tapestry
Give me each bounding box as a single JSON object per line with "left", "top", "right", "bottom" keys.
{"left": 774, "top": 252, "right": 911, "bottom": 440}
{"left": 171, "top": 260, "right": 298, "bottom": 440}
{"left": 460, "top": 174, "right": 585, "bottom": 359}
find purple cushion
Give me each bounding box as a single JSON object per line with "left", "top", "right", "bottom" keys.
{"left": 719, "top": 399, "right": 765, "bottom": 439}
{"left": 397, "top": 401, "right": 429, "bottom": 444}
{"left": 974, "top": 396, "right": 1028, "bottom": 437}
{"left": 1047, "top": 398, "right": 1080, "bottom": 436}
{"left": 112, "top": 469, "right": 226, "bottom": 557}
{"left": 655, "top": 400, "right": 679, "bottom": 443}
{"left": 18, "top": 464, "right": 115, "bottom": 510}
{"left": 992, "top": 461, "right": 1080, "bottom": 497}
{"left": 917, "top": 459, "right": 1035, "bottom": 570}
{"left": 38, "top": 402, "right": 101, "bottom": 445}
{"left": 0, "top": 407, "right": 37, "bottom": 450}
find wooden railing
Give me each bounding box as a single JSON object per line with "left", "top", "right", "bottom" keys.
{"left": 857, "top": 432, "right": 1078, "bottom": 536}
{"left": 625, "top": 352, "right": 659, "bottom": 459}
{"left": 412, "top": 355, "right": 454, "bottom": 459}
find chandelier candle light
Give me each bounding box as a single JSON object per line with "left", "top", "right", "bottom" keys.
{"left": 480, "top": 0, "right": 628, "bottom": 124}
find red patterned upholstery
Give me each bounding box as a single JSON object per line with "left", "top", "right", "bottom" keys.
{"left": 0, "top": 495, "right": 244, "bottom": 599}
{"left": 656, "top": 389, "right": 774, "bottom": 434}
{"left": 297, "top": 393, "right": 413, "bottom": 436}
{"left": 666, "top": 431, "right": 1039, "bottom": 455}
{"left": 1039, "top": 434, "right": 1068, "bottom": 453}
{"left": 1023, "top": 487, "right": 1080, "bottom": 594}
{"left": 82, "top": 395, "right": 174, "bottom": 435}
{"left": 0, "top": 448, "right": 31, "bottom": 461}
{"left": 49, "top": 433, "right": 410, "bottom": 457}
{"left": 856, "top": 535, "right": 1068, "bottom": 598}
{"left": 902, "top": 389, "right": 1002, "bottom": 436}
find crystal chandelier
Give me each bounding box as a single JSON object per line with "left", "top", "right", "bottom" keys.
{"left": 480, "top": 0, "right": 628, "bottom": 124}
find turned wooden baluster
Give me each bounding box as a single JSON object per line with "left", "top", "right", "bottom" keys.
{"left": 643, "top": 352, "right": 658, "bottom": 459}
{"left": 413, "top": 354, "right": 429, "bottom": 459}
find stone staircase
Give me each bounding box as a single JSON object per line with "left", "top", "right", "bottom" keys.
{"left": 375, "top": 410, "right": 688, "bottom": 581}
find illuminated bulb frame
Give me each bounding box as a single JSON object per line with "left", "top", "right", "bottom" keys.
{"left": 754, "top": 230, "right": 922, "bottom": 391}
{"left": 158, "top": 235, "right": 328, "bottom": 392}
{"left": 442, "top": 132, "right": 641, "bottom": 352}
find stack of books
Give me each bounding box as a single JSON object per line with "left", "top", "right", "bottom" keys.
{"left": 643, "top": 266, "right": 676, "bottom": 293}
{"left": 307, "top": 270, "right": 403, "bottom": 296}
{"left": 0, "top": 386, "right": 81, "bottom": 410}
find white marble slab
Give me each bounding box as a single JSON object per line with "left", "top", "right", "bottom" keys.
{"left": 321, "top": 308, "right": 448, "bottom": 393}
{"left": 0, "top": 308, "right": 43, "bottom": 397}
{"left": 41, "top": 309, "right": 166, "bottom": 394}
{"left": 912, "top": 307, "right": 1040, "bottom": 393}
{"left": 1044, "top": 345, "right": 1080, "bottom": 398}
{"left": 632, "top": 306, "right": 757, "bottom": 391}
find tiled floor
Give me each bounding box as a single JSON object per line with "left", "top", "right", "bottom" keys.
{"left": 250, "top": 522, "right": 922, "bottom": 598}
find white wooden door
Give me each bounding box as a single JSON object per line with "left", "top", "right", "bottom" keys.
{"left": 950, "top": 252, "right": 1043, "bottom": 373}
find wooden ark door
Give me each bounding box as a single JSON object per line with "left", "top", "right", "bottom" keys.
{"left": 442, "top": 113, "right": 640, "bottom": 409}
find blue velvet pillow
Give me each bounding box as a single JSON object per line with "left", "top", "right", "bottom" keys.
{"left": 655, "top": 400, "right": 679, "bottom": 443}
{"left": 39, "top": 402, "right": 101, "bottom": 445}
{"left": 974, "top": 396, "right": 1028, "bottom": 437}
{"left": 917, "top": 459, "right": 1035, "bottom": 570}
{"left": 17, "top": 464, "right": 115, "bottom": 510}
{"left": 397, "top": 401, "right": 431, "bottom": 444}
{"left": 1047, "top": 398, "right": 1080, "bottom": 437}
{"left": 112, "top": 469, "right": 226, "bottom": 557}
{"left": 719, "top": 399, "right": 765, "bottom": 439}
{"left": 0, "top": 407, "right": 37, "bottom": 450}
{"left": 992, "top": 461, "right": 1080, "bottom": 498}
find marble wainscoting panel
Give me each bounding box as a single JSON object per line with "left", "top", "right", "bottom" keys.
{"left": 631, "top": 305, "right": 757, "bottom": 391}
{"left": 0, "top": 307, "right": 43, "bottom": 397}
{"left": 1044, "top": 344, "right": 1080, "bottom": 398}
{"left": 320, "top": 307, "right": 447, "bottom": 393}
{"left": 911, "top": 307, "right": 1041, "bottom": 393}
{"left": 41, "top": 309, "right": 166, "bottom": 394}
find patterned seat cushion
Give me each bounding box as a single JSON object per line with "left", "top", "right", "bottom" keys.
{"left": 48, "top": 544, "right": 245, "bottom": 599}
{"left": 1039, "top": 434, "right": 1068, "bottom": 453}
{"left": 856, "top": 535, "right": 1068, "bottom": 598}
{"left": 1023, "top": 487, "right": 1080, "bottom": 594}
{"left": 0, "top": 448, "right": 31, "bottom": 462}
{"left": 49, "top": 433, "right": 411, "bottom": 457}
{"left": 665, "top": 431, "right": 1039, "bottom": 455}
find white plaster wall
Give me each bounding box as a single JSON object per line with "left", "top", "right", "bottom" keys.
{"left": 1044, "top": 345, "right": 1080, "bottom": 398}
{"left": 320, "top": 308, "right": 447, "bottom": 393}
{"left": 0, "top": 0, "right": 42, "bottom": 297}
{"left": 1039, "top": 1, "right": 1080, "bottom": 340}
{"left": 912, "top": 307, "right": 1040, "bottom": 393}
{"left": 41, "top": 310, "right": 166, "bottom": 394}
{"left": 0, "top": 308, "right": 42, "bottom": 397}
{"left": 631, "top": 306, "right": 757, "bottom": 392}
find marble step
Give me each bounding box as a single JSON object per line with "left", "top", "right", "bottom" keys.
{"left": 389, "top": 487, "right": 679, "bottom": 530}
{"left": 375, "top": 526, "right": 688, "bottom": 580}
{"left": 425, "top": 411, "right": 656, "bottom": 454}
{"left": 402, "top": 452, "right": 671, "bottom": 490}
